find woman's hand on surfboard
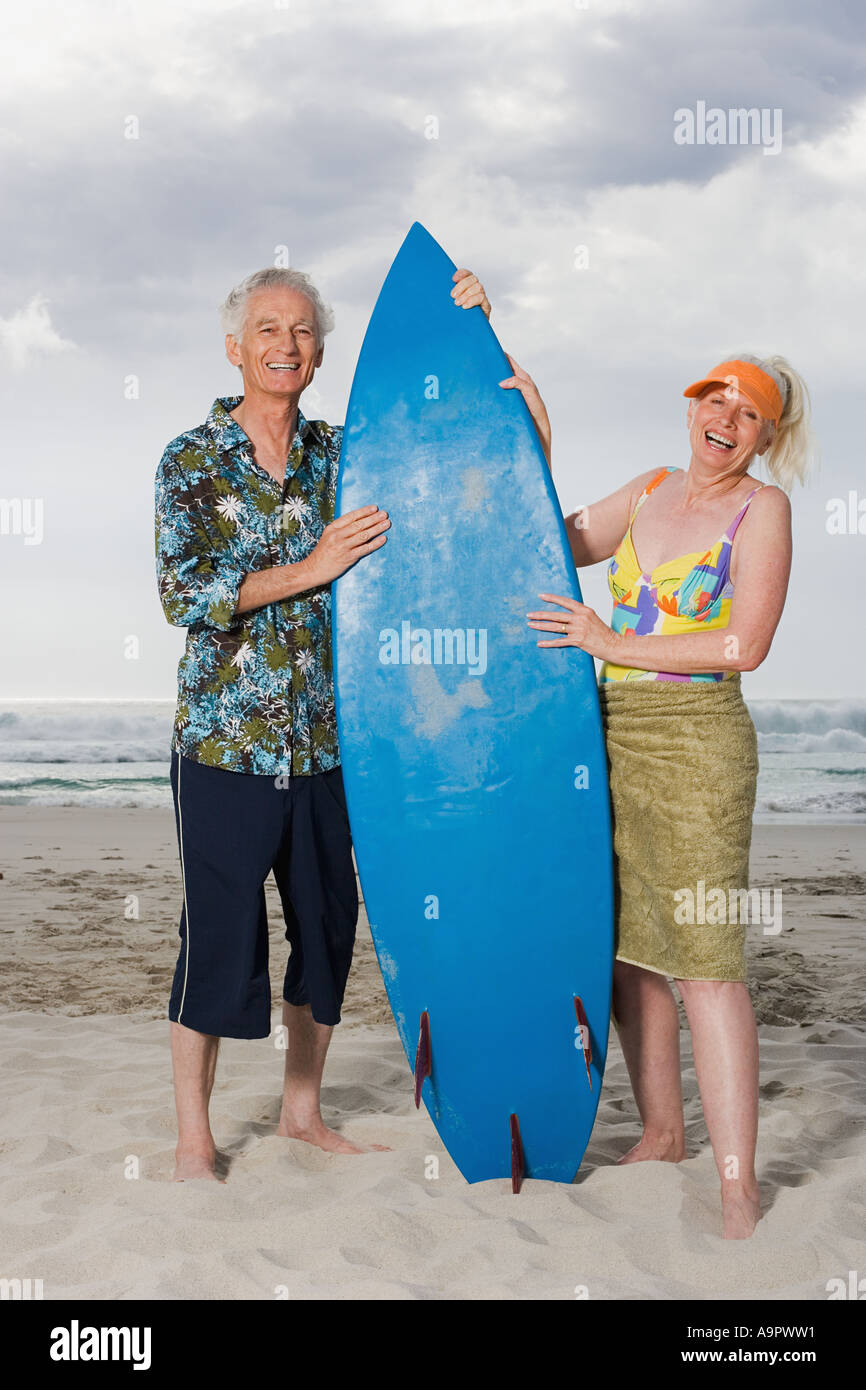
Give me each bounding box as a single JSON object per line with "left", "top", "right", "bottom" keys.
{"left": 451, "top": 268, "right": 491, "bottom": 318}
{"left": 300, "top": 505, "right": 391, "bottom": 585}
{"left": 499, "top": 355, "right": 552, "bottom": 468}
{"left": 527, "top": 594, "right": 617, "bottom": 658}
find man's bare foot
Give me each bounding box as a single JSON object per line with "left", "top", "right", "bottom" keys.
{"left": 276, "top": 1117, "right": 390, "bottom": 1155}
{"left": 722, "top": 1184, "right": 762, "bottom": 1239}
{"left": 617, "top": 1130, "right": 686, "bottom": 1165}
{"left": 173, "top": 1145, "right": 224, "bottom": 1182}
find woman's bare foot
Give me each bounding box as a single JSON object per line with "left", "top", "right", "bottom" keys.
{"left": 721, "top": 1183, "right": 762, "bottom": 1239}
{"left": 173, "top": 1144, "right": 224, "bottom": 1182}
{"left": 617, "top": 1129, "right": 686, "bottom": 1165}
{"left": 276, "top": 1117, "right": 390, "bottom": 1154}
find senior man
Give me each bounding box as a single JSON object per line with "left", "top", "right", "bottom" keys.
{"left": 155, "top": 260, "right": 490, "bottom": 1180}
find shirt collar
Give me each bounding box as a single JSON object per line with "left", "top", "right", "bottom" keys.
{"left": 206, "top": 396, "right": 322, "bottom": 454}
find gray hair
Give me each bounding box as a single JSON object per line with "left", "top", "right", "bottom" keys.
{"left": 219, "top": 267, "right": 335, "bottom": 343}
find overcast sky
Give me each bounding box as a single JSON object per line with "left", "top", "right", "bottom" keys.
{"left": 0, "top": 0, "right": 862, "bottom": 700}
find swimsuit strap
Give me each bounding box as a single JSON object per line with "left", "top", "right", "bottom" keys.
{"left": 627, "top": 467, "right": 678, "bottom": 528}
{"left": 727, "top": 484, "right": 764, "bottom": 542}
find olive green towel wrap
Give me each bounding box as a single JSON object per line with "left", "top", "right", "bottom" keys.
{"left": 598, "top": 676, "right": 758, "bottom": 982}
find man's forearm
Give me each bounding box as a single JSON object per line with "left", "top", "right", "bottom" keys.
{"left": 235, "top": 559, "right": 322, "bottom": 615}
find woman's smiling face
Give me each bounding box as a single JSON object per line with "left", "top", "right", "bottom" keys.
{"left": 687, "top": 383, "right": 774, "bottom": 471}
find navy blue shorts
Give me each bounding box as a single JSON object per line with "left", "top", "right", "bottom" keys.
{"left": 168, "top": 752, "right": 358, "bottom": 1039}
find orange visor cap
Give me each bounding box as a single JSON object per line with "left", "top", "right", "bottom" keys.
{"left": 683, "top": 359, "right": 784, "bottom": 425}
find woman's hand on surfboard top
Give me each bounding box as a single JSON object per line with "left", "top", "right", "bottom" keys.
{"left": 451, "top": 268, "right": 491, "bottom": 318}
{"left": 300, "top": 505, "right": 390, "bottom": 586}
{"left": 526, "top": 594, "right": 617, "bottom": 659}
{"left": 499, "top": 355, "right": 552, "bottom": 468}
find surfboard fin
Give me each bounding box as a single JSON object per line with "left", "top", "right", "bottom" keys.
{"left": 574, "top": 995, "right": 593, "bottom": 1092}
{"left": 510, "top": 1113, "right": 524, "bottom": 1194}
{"left": 413, "top": 1010, "right": 431, "bottom": 1108}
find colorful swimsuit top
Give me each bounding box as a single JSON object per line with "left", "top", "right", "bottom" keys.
{"left": 599, "top": 466, "right": 763, "bottom": 684}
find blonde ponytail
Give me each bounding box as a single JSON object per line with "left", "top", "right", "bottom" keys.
{"left": 727, "top": 352, "right": 818, "bottom": 490}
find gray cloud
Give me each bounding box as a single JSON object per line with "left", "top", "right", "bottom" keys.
{"left": 0, "top": 0, "right": 863, "bottom": 698}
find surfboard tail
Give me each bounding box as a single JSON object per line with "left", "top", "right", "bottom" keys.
{"left": 574, "top": 995, "right": 593, "bottom": 1092}
{"left": 413, "top": 1010, "right": 431, "bottom": 1109}
{"left": 510, "top": 1113, "right": 524, "bottom": 1194}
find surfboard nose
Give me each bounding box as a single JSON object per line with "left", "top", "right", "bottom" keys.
{"left": 397, "top": 220, "right": 452, "bottom": 274}
{"left": 405, "top": 219, "right": 436, "bottom": 248}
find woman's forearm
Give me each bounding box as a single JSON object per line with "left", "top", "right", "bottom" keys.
{"left": 608, "top": 625, "right": 766, "bottom": 674}
{"left": 536, "top": 414, "right": 551, "bottom": 469}
{"left": 498, "top": 355, "right": 551, "bottom": 467}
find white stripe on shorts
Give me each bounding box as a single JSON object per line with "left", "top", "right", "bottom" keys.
{"left": 176, "top": 753, "right": 191, "bottom": 1024}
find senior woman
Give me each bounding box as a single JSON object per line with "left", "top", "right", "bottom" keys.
{"left": 510, "top": 353, "right": 813, "bottom": 1239}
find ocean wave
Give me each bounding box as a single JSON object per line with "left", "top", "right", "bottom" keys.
{"left": 0, "top": 774, "right": 169, "bottom": 790}
{"left": 756, "top": 789, "right": 866, "bottom": 817}
{"left": 0, "top": 741, "right": 172, "bottom": 763}
{"left": 2, "top": 699, "right": 865, "bottom": 821}
{"left": 0, "top": 704, "right": 173, "bottom": 764}
{"left": 4, "top": 699, "right": 866, "bottom": 748}
{"left": 756, "top": 729, "right": 866, "bottom": 754}
{"left": 0, "top": 786, "right": 172, "bottom": 809}
{"left": 748, "top": 698, "right": 866, "bottom": 736}
{"left": 0, "top": 765, "right": 170, "bottom": 808}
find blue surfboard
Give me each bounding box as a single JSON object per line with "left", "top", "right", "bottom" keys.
{"left": 333, "top": 223, "right": 613, "bottom": 1185}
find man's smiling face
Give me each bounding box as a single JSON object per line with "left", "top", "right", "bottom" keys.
{"left": 225, "top": 287, "right": 324, "bottom": 400}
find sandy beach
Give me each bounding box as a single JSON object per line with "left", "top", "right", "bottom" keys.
{"left": 0, "top": 806, "right": 864, "bottom": 1300}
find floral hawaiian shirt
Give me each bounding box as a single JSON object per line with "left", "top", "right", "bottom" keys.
{"left": 155, "top": 396, "right": 342, "bottom": 776}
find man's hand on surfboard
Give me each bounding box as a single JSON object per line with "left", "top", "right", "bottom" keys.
{"left": 300, "top": 505, "right": 391, "bottom": 585}
{"left": 526, "top": 594, "right": 617, "bottom": 659}
{"left": 451, "top": 268, "right": 491, "bottom": 318}
{"left": 498, "top": 355, "right": 552, "bottom": 468}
